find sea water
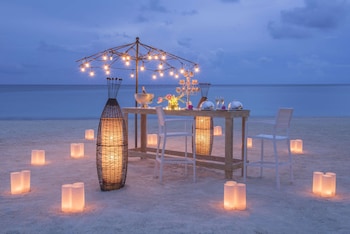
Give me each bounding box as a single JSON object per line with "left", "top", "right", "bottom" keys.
{"left": 0, "top": 84, "right": 349, "bottom": 119}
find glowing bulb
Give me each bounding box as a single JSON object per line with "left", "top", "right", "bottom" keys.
{"left": 158, "top": 63, "right": 163, "bottom": 69}
{"left": 195, "top": 66, "right": 200, "bottom": 72}
{"left": 85, "top": 63, "right": 90, "bottom": 68}
{"left": 122, "top": 55, "right": 126, "bottom": 61}
{"left": 130, "top": 73, "right": 134, "bottom": 78}
{"left": 109, "top": 56, "right": 113, "bottom": 60}
{"left": 180, "top": 68, "right": 185, "bottom": 74}
{"left": 159, "top": 72, "right": 164, "bottom": 77}
{"left": 103, "top": 64, "right": 109, "bottom": 70}
{"left": 169, "top": 70, "right": 174, "bottom": 76}
{"left": 154, "top": 55, "right": 159, "bottom": 60}
{"left": 161, "top": 54, "right": 166, "bottom": 60}
{"left": 175, "top": 74, "right": 179, "bottom": 78}
{"left": 105, "top": 70, "right": 110, "bottom": 75}
{"left": 148, "top": 54, "right": 152, "bottom": 60}
{"left": 102, "top": 55, "right": 107, "bottom": 60}
{"left": 125, "top": 61, "right": 130, "bottom": 66}
{"left": 126, "top": 55, "right": 130, "bottom": 60}
{"left": 152, "top": 74, "right": 157, "bottom": 79}
{"left": 89, "top": 71, "right": 95, "bottom": 76}
{"left": 140, "top": 65, "right": 145, "bottom": 71}
{"left": 80, "top": 67, "right": 85, "bottom": 72}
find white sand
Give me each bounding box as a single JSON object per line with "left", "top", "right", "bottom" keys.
{"left": 1, "top": 117, "right": 350, "bottom": 234}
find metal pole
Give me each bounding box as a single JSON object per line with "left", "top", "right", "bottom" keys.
{"left": 134, "top": 37, "right": 139, "bottom": 148}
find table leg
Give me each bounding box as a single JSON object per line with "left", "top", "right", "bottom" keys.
{"left": 225, "top": 117, "right": 233, "bottom": 179}
{"left": 241, "top": 116, "right": 247, "bottom": 176}
{"left": 140, "top": 114, "right": 147, "bottom": 153}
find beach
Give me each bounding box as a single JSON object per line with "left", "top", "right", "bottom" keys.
{"left": 1, "top": 117, "right": 349, "bottom": 234}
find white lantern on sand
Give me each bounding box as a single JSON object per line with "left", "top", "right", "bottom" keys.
{"left": 290, "top": 139, "right": 303, "bottom": 154}
{"left": 85, "top": 129, "right": 95, "bottom": 140}
{"left": 71, "top": 143, "right": 84, "bottom": 158}
{"left": 147, "top": 134, "right": 158, "bottom": 146}
{"left": 61, "top": 182, "right": 85, "bottom": 213}
{"left": 214, "top": 126, "right": 222, "bottom": 136}
{"left": 31, "top": 150, "right": 45, "bottom": 165}
{"left": 10, "top": 170, "right": 30, "bottom": 194}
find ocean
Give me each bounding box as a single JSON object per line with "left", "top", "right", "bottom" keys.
{"left": 0, "top": 84, "right": 349, "bottom": 119}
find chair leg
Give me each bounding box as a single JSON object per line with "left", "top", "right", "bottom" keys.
{"left": 154, "top": 136, "right": 161, "bottom": 178}
{"left": 260, "top": 139, "right": 264, "bottom": 177}
{"left": 159, "top": 137, "right": 167, "bottom": 183}
{"left": 287, "top": 140, "right": 293, "bottom": 183}
{"left": 273, "top": 140, "right": 280, "bottom": 189}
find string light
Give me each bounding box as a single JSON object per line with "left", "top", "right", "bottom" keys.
{"left": 76, "top": 37, "right": 199, "bottom": 82}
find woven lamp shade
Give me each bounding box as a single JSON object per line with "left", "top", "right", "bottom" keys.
{"left": 96, "top": 78, "right": 128, "bottom": 191}
{"left": 194, "top": 116, "right": 213, "bottom": 155}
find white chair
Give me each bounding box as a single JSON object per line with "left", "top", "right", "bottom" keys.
{"left": 154, "top": 106, "right": 196, "bottom": 182}
{"left": 244, "top": 108, "right": 294, "bottom": 189}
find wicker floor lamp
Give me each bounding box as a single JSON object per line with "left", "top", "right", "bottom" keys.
{"left": 194, "top": 83, "right": 213, "bottom": 156}
{"left": 96, "top": 78, "right": 128, "bottom": 191}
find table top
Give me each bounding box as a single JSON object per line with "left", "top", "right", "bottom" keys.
{"left": 122, "top": 107, "right": 250, "bottom": 118}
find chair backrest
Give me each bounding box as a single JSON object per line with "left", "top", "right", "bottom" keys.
{"left": 155, "top": 106, "right": 165, "bottom": 127}
{"left": 274, "top": 108, "right": 293, "bottom": 134}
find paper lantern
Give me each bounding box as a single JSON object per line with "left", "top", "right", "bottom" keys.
{"left": 85, "top": 129, "right": 95, "bottom": 140}
{"left": 234, "top": 183, "right": 247, "bottom": 210}
{"left": 312, "top": 171, "right": 323, "bottom": 195}
{"left": 96, "top": 78, "right": 128, "bottom": 191}
{"left": 194, "top": 116, "right": 213, "bottom": 155}
{"left": 224, "top": 181, "right": 247, "bottom": 210}
{"left": 147, "top": 134, "right": 158, "bottom": 146}
{"left": 312, "top": 171, "right": 336, "bottom": 197}
{"left": 321, "top": 174, "right": 333, "bottom": 197}
{"left": 325, "top": 172, "right": 336, "bottom": 196}
{"left": 290, "top": 139, "right": 303, "bottom": 154}
{"left": 10, "top": 170, "right": 30, "bottom": 194}
{"left": 214, "top": 126, "right": 222, "bottom": 136}
{"left": 224, "top": 181, "right": 236, "bottom": 210}
{"left": 61, "top": 182, "right": 85, "bottom": 212}
{"left": 31, "top": 150, "right": 45, "bottom": 165}
{"left": 247, "top": 137, "right": 252, "bottom": 148}
{"left": 71, "top": 143, "right": 84, "bottom": 158}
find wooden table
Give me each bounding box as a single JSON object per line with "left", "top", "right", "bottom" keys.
{"left": 122, "top": 107, "right": 250, "bottom": 179}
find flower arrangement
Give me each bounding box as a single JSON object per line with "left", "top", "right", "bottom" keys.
{"left": 157, "top": 93, "right": 185, "bottom": 110}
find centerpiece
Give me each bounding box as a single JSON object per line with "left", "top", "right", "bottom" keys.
{"left": 157, "top": 93, "right": 185, "bottom": 110}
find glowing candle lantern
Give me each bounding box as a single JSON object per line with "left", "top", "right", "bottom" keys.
{"left": 214, "top": 126, "right": 222, "bottom": 136}
{"left": 290, "top": 139, "right": 303, "bottom": 154}
{"left": 71, "top": 182, "right": 85, "bottom": 212}
{"left": 247, "top": 138, "right": 253, "bottom": 148}
{"left": 61, "top": 182, "right": 85, "bottom": 213}
{"left": 85, "top": 129, "right": 95, "bottom": 140}
{"left": 21, "top": 170, "right": 31, "bottom": 193}
{"left": 321, "top": 174, "right": 333, "bottom": 197}
{"left": 147, "top": 134, "right": 158, "bottom": 146}
{"left": 10, "top": 172, "right": 22, "bottom": 194}
{"left": 234, "top": 183, "right": 246, "bottom": 210}
{"left": 224, "top": 181, "right": 236, "bottom": 210}
{"left": 10, "top": 170, "right": 30, "bottom": 194}
{"left": 325, "top": 172, "right": 336, "bottom": 196}
{"left": 312, "top": 171, "right": 323, "bottom": 195}
{"left": 71, "top": 143, "right": 84, "bottom": 158}
{"left": 194, "top": 117, "right": 213, "bottom": 155}
{"left": 61, "top": 184, "right": 72, "bottom": 212}
{"left": 31, "top": 150, "right": 45, "bottom": 165}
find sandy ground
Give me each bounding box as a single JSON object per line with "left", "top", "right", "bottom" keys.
{"left": 0, "top": 117, "right": 350, "bottom": 234}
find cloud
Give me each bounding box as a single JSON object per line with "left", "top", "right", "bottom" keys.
{"left": 140, "top": 0, "right": 169, "bottom": 13}
{"left": 268, "top": 0, "right": 350, "bottom": 39}
{"left": 181, "top": 9, "right": 198, "bottom": 16}
{"left": 220, "top": 0, "right": 240, "bottom": 3}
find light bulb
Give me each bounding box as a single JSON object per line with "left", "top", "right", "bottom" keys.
{"left": 85, "top": 63, "right": 90, "bottom": 68}
{"left": 89, "top": 71, "right": 94, "bottom": 76}
{"left": 169, "top": 70, "right": 174, "bottom": 76}
{"left": 103, "top": 64, "right": 109, "bottom": 70}
{"left": 180, "top": 68, "right": 185, "bottom": 74}
{"left": 152, "top": 74, "right": 156, "bottom": 79}
{"left": 105, "top": 70, "right": 110, "bottom": 75}
{"left": 158, "top": 63, "right": 163, "bottom": 69}
{"left": 102, "top": 55, "right": 107, "bottom": 61}
{"left": 140, "top": 65, "right": 145, "bottom": 71}
{"left": 125, "top": 61, "right": 130, "bottom": 66}
{"left": 80, "top": 67, "right": 85, "bottom": 72}
{"left": 130, "top": 73, "right": 134, "bottom": 78}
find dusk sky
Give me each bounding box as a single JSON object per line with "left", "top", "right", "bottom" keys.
{"left": 1, "top": 0, "right": 349, "bottom": 85}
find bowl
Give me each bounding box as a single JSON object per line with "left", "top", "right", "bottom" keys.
{"left": 200, "top": 101, "right": 215, "bottom": 111}
{"left": 134, "top": 93, "right": 154, "bottom": 108}
{"left": 228, "top": 100, "right": 243, "bottom": 110}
